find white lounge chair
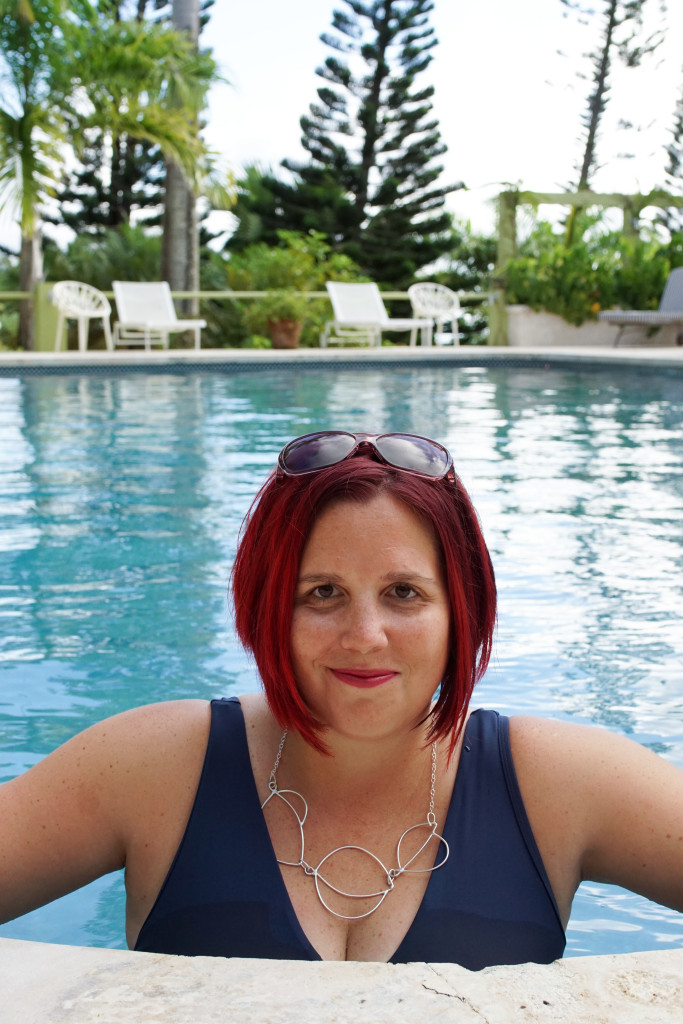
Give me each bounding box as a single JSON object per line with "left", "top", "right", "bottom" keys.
{"left": 112, "top": 281, "right": 206, "bottom": 350}
{"left": 408, "top": 282, "right": 461, "bottom": 346}
{"left": 320, "top": 282, "right": 433, "bottom": 347}
{"left": 598, "top": 267, "right": 683, "bottom": 347}
{"left": 50, "top": 281, "right": 113, "bottom": 352}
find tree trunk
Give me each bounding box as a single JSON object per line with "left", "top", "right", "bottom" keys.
{"left": 161, "top": 160, "right": 199, "bottom": 313}
{"left": 577, "top": 0, "right": 619, "bottom": 191}
{"left": 356, "top": 1, "right": 392, "bottom": 223}
{"left": 18, "top": 226, "right": 43, "bottom": 351}
{"left": 160, "top": 0, "right": 200, "bottom": 316}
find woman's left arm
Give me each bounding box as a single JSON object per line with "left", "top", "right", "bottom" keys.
{"left": 510, "top": 717, "right": 683, "bottom": 920}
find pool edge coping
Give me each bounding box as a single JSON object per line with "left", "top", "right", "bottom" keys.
{"left": 2, "top": 937, "right": 682, "bottom": 1022}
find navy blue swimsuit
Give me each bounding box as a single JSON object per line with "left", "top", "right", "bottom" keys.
{"left": 135, "top": 698, "right": 565, "bottom": 968}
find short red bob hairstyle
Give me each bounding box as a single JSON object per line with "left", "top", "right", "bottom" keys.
{"left": 232, "top": 451, "right": 496, "bottom": 754}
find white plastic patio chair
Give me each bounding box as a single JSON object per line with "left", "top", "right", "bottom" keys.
{"left": 598, "top": 267, "right": 683, "bottom": 347}
{"left": 112, "top": 281, "right": 206, "bottom": 350}
{"left": 408, "top": 282, "right": 461, "bottom": 346}
{"left": 50, "top": 281, "right": 113, "bottom": 352}
{"left": 320, "top": 282, "right": 433, "bottom": 347}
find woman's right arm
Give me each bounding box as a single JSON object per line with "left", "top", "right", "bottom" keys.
{"left": 0, "top": 699, "right": 210, "bottom": 926}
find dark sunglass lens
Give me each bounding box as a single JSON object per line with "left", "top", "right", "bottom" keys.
{"left": 376, "top": 434, "right": 450, "bottom": 477}
{"left": 282, "top": 433, "right": 357, "bottom": 473}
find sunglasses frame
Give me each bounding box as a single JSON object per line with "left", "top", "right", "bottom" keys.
{"left": 277, "top": 431, "right": 454, "bottom": 481}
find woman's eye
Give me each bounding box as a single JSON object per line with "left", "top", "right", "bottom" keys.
{"left": 391, "top": 583, "right": 418, "bottom": 600}
{"left": 312, "top": 584, "right": 337, "bottom": 600}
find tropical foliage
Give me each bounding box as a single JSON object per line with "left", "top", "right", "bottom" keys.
{"left": 0, "top": 0, "right": 220, "bottom": 346}
{"left": 505, "top": 221, "right": 683, "bottom": 325}
{"left": 227, "top": 231, "right": 364, "bottom": 346}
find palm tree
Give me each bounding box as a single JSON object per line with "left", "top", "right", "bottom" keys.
{"left": 161, "top": 0, "right": 200, "bottom": 316}
{"left": 0, "top": 0, "right": 220, "bottom": 348}
{"left": 0, "top": 0, "right": 65, "bottom": 346}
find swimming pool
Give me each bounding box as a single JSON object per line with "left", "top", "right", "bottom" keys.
{"left": 1, "top": 364, "right": 682, "bottom": 956}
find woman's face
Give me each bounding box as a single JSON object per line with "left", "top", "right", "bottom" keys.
{"left": 290, "top": 493, "right": 451, "bottom": 742}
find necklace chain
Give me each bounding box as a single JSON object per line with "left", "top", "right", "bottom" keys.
{"left": 261, "top": 730, "right": 450, "bottom": 920}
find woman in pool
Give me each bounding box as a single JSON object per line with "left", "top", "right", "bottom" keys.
{"left": 0, "top": 431, "right": 681, "bottom": 967}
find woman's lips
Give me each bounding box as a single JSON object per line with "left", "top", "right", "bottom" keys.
{"left": 330, "top": 668, "right": 398, "bottom": 688}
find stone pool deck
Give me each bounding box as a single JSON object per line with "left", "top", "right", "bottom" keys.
{"left": 1, "top": 938, "right": 682, "bottom": 1023}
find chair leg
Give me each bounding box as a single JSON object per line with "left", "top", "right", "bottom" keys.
{"left": 55, "top": 312, "right": 65, "bottom": 351}
{"left": 103, "top": 317, "right": 114, "bottom": 352}
{"left": 452, "top": 317, "right": 460, "bottom": 346}
{"left": 409, "top": 327, "right": 417, "bottom": 346}
{"left": 78, "top": 317, "right": 88, "bottom": 352}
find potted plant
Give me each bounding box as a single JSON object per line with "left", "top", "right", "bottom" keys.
{"left": 226, "top": 234, "right": 318, "bottom": 348}
{"left": 226, "top": 231, "right": 364, "bottom": 347}
{"left": 242, "top": 289, "right": 309, "bottom": 348}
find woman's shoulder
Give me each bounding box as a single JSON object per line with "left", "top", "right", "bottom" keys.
{"left": 2, "top": 698, "right": 214, "bottom": 838}
{"left": 507, "top": 712, "right": 673, "bottom": 763}
{"left": 76, "top": 698, "right": 213, "bottom": 769}
{"left": 0, "top": 699, "right": 214, "bottom": 927}
{"left": 506, "top": 713, "right": 683, "bottom": 916}
{"left": 507, "top": 712, "right": 680, "bottom": 791}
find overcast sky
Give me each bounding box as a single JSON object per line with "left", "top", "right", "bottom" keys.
{"left": 202, "top": 0, "right": 683, "bottom": 237}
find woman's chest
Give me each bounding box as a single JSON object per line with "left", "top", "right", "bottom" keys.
{"left": 277, "top": 850, "right": 435, "bottom": 961}
{"left": 261, "top": 781, "right": 453, "bottom": 961}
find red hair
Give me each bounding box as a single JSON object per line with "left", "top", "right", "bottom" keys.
{"left": 232, "top": 456, "right": 496, "bottom": 754}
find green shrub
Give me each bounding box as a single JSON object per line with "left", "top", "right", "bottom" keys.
{"left": 226, "top": 230, "right": 365, "bottom": 346}
{"left": 505, "top": 223, "right": 683, "bottom": 326}
{"left": 44, "top": 224, "right": 162, "bottom": 289}
{"left": 0, "top": 253, "right": 19, "bottom": 349}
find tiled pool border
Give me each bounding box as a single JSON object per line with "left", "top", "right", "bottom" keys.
{"left": 1, "top": 344, "right": 683, "bottom": 376}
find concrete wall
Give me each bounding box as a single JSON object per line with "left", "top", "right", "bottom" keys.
{"left": 1, "top": 938, "right": 682, "bottom": 1024}
{"left": 505, "top": 305, "right": 680, "bottom": 348}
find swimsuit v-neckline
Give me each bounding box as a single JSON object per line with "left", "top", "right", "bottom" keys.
{"left": 238, "top": 701, "right": 463, "bottom": 963}
{"left": 135, "top": 699, "right": 565, "bottom": 967}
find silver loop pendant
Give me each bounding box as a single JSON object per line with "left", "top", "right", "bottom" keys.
{"left": 396, "top": 821, "right": 450, "bottom": 875}
{"left": 261, "top": 735, "right": 450, "bottom": 921}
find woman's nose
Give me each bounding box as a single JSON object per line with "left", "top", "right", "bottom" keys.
{"left": 339, "top": 600, "right": 388, "bottom": 652}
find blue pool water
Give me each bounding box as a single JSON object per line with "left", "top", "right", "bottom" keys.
{"left": 0, "top": 364, "right": 682, "bottom": 956}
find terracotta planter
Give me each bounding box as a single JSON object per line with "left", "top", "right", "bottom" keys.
{"left": 268, "top": 319, "right": 302, "bottom": 349}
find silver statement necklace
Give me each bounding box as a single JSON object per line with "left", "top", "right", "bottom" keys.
{"left": 261, "top": 731, "right": 450, "bottom": 920}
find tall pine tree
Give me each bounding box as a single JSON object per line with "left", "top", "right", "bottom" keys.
{"left": 560, "top": 0, "right": 663, "bottom": 191}
{"left": 248, "top": 1, "right": 460, "bottom": 287}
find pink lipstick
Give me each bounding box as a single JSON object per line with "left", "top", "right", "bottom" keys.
{"left": 331, "top": 668, "right": 397, "bottom": 688}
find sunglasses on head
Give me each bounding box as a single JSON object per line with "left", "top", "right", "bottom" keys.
{"left": 277, "top": 431, "right": 454, "bottom": 481}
